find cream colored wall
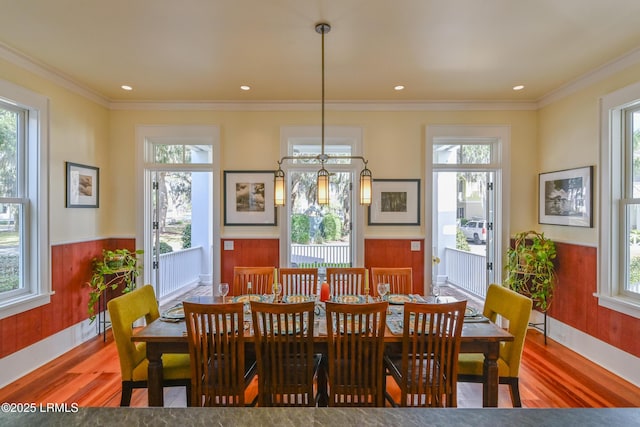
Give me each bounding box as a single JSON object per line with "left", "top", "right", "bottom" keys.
{"left": 538, "top": 62, "right": 640, "bottom": 245}
{"left": 109, "top": 108, "right": 538, "bottom": 238}
{"left": 0, "top": 59, "right": 111, "bottom": 244}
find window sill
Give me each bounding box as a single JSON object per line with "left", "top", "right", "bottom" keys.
{"left": 0, "top": 292, "right": 53, "bottom": 320}
{"left": 594, "top": 293, "right": 640, "bottom": 320}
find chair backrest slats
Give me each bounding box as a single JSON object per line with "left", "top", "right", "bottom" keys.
{"left": 183, "top": 301, "right": 247, "bottom": 406}
{"left": 326, "top": 267, "right": 369, "bottom": 296}
{"left": 251, "top": 301, "right": 317, "bottom": 406}
{"left": 400, "top": 300, "right": 466, "bottom": 407}
{"left": 325, "top": 301, "right": 387, "bottom": 407}
{"left": 279, "top": 268, "right": 318, "bottom": 296}
{"left": 233, "top": 266, "right": 275, "bottom": 295}
{"left": 370, "top": 267, "right": 413, "bottom": 296}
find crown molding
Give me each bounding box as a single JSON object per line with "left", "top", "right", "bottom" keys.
{"left": 3, "top": 38, "right": 639, "bottom": 113}
{"left": 537, "top": 46, "right": 640, "bottom": 108}
{"left": 108, "top": 99, "right": 538, "bottom": 112}
{"left": 0, "top": 42, "right": 109, "bottom": 107}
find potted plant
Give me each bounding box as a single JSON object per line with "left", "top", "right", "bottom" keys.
{"left": 87, "top": 248, "right": 144, "bottom": 321}
{"left": 505, "top": 230, "right": 557, "bottom": 312}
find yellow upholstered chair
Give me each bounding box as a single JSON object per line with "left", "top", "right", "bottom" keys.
{"left": 107, "top": 284, "right": 191, "bottom": 406}
{"left": 457, "top": 283, "right": 533, "bottom": 407}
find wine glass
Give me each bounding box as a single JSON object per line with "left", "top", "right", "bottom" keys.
{"left": 377, "top": 282, "right": 390, "bottom": 302}
{"left": 431, "top": 284, "right": 440, "bottom": 303}
{"left": 272, "top": 282, "right": 282, "bottom": 303}
{"left": 219, "top": 283, "right": 229, "bottom": 303}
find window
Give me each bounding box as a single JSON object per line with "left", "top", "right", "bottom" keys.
{"left": 279, "top": 126, "right": 365, "bottom": 272}
{"left": 0, "top": 80, "right": 49, "bottom": 319}
{"left": 600, "top": 81, "right": 640, "bottom": 318}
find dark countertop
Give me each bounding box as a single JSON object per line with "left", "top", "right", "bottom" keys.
{"left": 2, "top": 407, "right": 640, "bottom": 427}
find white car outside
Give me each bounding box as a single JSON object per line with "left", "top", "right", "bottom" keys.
{"left": 460, "top": 220, "right": 486, "bottom": 244}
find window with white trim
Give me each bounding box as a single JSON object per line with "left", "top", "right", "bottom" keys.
{"left": 600, "top": 81, "right": 640, "bottom": 319}
{"left": 0, "top": 80, "right": 50, "bottom": 319}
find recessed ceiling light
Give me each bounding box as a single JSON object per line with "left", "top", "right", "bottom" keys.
{"left": 394, "top": 85, "right": 405, "bottom": 91}
{"left": 513, "top": 85, "right": 525, "bottom": 91}
{"left": 240, "top": 85, "right": 251, "bottom": 91}
{"left": 121, "top": 85, "right": 133, "bottom": 91}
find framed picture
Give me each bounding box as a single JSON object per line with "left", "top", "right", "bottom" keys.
{"left": 368, "top": 179, "right": 420, "bottom": 225}
{"left": 539, "top": 166, "right": 593, "bottom": 227}
{"left": 224, "top": 170, "right": 277, "bottom": 226}
{"left": 66, "top": 162, "right": 99, "bottom": 208}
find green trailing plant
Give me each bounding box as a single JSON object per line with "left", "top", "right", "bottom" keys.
{"left": 86, "top": 248, "right": 143, "bottom": 322}
{"left": 505, "top": 230, "right": 557, "bottom": 312}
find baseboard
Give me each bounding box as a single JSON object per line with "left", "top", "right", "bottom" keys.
{"left": 530, "top": 311, "right": 640, "bottom": 387}
{"left": 0, "top": 318, "right": 96, "bottom": 388}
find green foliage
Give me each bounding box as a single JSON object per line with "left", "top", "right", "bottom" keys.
{"left": 87, "top": 248, "right": 144, "bottom": 322}
{"left": 181, "top": 223, "right": 191, "bottom": 249}
{"left": 158, "top": 241, "right": 174, "bottom": 254}
{"left": 456, "top": 228, "right": 471, "bottom": 251}
{"left": 291, "top": 214, "right": 310, "bottom": 244}
{"left": 321, "top": 213, "right": 342, "bottom": 241}
{"left": 629, "top": 256, "right": 640, "bottom": 285}
{"left": 505, "top": 231, "right": 557, "bottom": 312}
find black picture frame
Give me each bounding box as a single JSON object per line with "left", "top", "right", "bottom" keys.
{"left": 66, "top": 161, "right": 99, "bottom": 208}
{"left": 539, "top": 166, "right": 593, "bottom": 227}
{"left": 368, "top": 179, "right": 420, "bottom": 225}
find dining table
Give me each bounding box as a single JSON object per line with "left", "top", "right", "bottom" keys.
{"left": 132, "top": 295, "right": 514, "bottom": 407}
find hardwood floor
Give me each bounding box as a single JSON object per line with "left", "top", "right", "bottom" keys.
{"left": 1, "top": 284, "right": 639, "bottom": 408}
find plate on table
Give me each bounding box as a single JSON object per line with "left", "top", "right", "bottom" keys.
{"left": 269, "top": 318, "right": 303, "bottom": 335}
{"left": 161, "top": 304, "right": 185, "bottom": 320}
{"left": 333, "top": 295, "right": 365, "bottom": 304}
{"left": 232, "top": 294, "right": 267, "bottom": 304}
{"left": 336, "top": 317, "right": 369, "bottom": 334}
{"left": 387, "top": 294, "right": 412, "bottom": 305}
{"left": 465, "top": 306, "right": 479, "bottom": 318}
{"left": 283, "top": 294, "right": 315, "bottom": 304}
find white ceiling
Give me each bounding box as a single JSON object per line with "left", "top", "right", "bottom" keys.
{"left": 1, "top": 0, "right": 640, "bottom": 103}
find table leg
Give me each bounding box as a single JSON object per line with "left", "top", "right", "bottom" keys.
{"left": 317, "top": 355, "right": 328, "bottom": 406}
{"left": 483, "top": 342, "right": 500, "bottom": 407}
{"left": 147, "top": 344, "right": 164, "bottom": 407}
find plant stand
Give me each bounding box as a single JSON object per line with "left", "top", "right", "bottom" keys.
{"left": 95, "top": 269, "right": 134, "bottom": 341}
{"left": 97, "top": 286, "right": 111, "bottom": 342}
{"left": 529, "top": 311, "right": 548, "bottom": 345}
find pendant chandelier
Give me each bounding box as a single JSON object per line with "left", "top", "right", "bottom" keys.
{"left": 274, "top": 23, "right": 373, "bottom": 207}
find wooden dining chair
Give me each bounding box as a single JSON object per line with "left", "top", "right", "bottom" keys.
{"left": 326, "top": 267, "right": 369, "bottom": 296}
{"left": 279, "top": 267, "right": 318, "bottom": 297}
{"left": 233, "top": 266, "right": 275, "bottom": 295}
{"left": 250, "top": 301, "right": 323, "bottom": 406}
{"left": 370, "top": 267, "right": 413, "bottom": 296}
{"left": 384, "top": 300, "right": 467, "bottom": 407}
{"left": 457, "top": 284, "right": 533, "bottom": 407}
{"left": 325, "top": 301, "right": 387, "bottom": 407}
{"left": 182, "top": 301, "right": 257, "bottom": 407}
{"left": 107, "top": 284, "right": 191, "bottom": 406}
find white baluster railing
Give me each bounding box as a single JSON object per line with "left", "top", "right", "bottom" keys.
{"left": 444, "top": 247, "right": 487, "bottom": 298}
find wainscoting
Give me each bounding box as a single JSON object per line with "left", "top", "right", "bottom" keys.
{"left": 0, "top": 238, "right": 135, "bottom": 359}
